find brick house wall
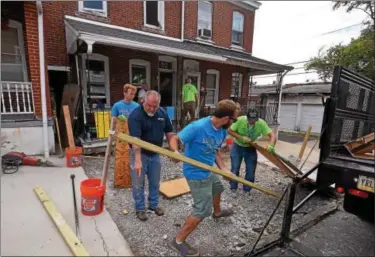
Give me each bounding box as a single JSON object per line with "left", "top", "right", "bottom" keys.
{"left": 2, "top": 1, "right": 52, "bottom": 117}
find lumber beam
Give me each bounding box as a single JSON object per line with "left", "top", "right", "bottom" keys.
{"left": 33, "top": 186, "right": 90, "bottom": 257}
{"left": 116, "top": 133, "right": 281, "bottom": 198}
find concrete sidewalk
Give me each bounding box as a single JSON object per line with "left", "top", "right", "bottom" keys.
{"left": 1, "top": 157, "right": 133, "bottom": 256}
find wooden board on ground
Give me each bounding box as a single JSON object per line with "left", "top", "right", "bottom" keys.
{"left": 344, "top": 132, "right": 375, "bottom": 160}
{"left": 160, "top": 177, "right": 190, "bottom": 198}
{"left": 250, "top": 142, "right": 297, "bottom": 178}
{"left": 114, "top": 119, "right": 131, "bottom": 188}
{"left": 63, "top": 105, "right": 75, "bottom": 148}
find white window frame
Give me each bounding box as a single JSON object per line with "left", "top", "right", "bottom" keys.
{"left": 206, "top": 69, "right": 220, "bottom": 107}
{"left": 143, "top": 1, "right": 165, "bottom": 30}
{"left": 129, "top": 59, "right": 151, "bottom": 87}
{"left": 1, "top": 19, "right": 28, "bottom": 82}
{"left": 231, "top": 72, "right": 243, "bottom": 97}
{"left": 78, "top": 1, "right": 108, "bottom": 17}
{"left": 197, "top": 1, "right": 213, "bottom": 37}
{"left": 231, "top": 11, "right": 244, "bottom": 46}
{"left": 81, "top": 53, "right": 110, "bottom": 107}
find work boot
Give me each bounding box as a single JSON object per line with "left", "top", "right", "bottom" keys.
{"left": 148, "top": 206, "right": 164, "bottom": 216}
{"left": 169, "top": 239, "right": 199, "bottom": 256}
{"left": 136, "top": 211, "right": 148, "bottom": 221}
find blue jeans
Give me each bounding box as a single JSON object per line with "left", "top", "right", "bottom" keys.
{"left": 230, "top": 143, "right": 258, "bottom": 192}
{"left": 130, "top": 150, "right": 161, "bottom": 211}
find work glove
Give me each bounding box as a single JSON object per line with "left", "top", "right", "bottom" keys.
{"left": 118, "top": 115, "right": 126, "bottom": 121}
{"left": 239, "top": 136, "right": 252, "bottom": 145}
{"left": 267, "top": 144, "right": 275, "bottom": 154}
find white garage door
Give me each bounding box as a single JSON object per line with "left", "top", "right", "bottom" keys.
{"left": 279, "top": 104, "right": 298, "bottom": 131}
{"left": 300, "top": 104, "right": 324, "bottom": 133}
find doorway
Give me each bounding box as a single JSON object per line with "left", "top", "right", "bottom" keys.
{"left": 159, "top": 71, "right": 174, "bottom": 107}
{"left": 183, "top": 72, "right": 201, "bottom": 118}
{"left": 48, "top": 70, "right": 68, "bottom": 119}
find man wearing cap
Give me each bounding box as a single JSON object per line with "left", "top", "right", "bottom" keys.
{"left": 228, "top": 107, "right": 276, "bottom": 193}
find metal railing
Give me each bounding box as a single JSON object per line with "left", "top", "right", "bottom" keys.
{"left": 1, "top": 82, "right": 34, "bottom": 114}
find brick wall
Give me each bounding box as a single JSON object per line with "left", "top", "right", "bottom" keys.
{"left": 43, "top": 1, "right": 255, "bottom": 66}
{"left": 24, "top": 2, "right": 52, "bottom": 118}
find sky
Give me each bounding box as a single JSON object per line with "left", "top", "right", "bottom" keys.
{"left": 252, "top": 1, "right": 370, "bottom": 85}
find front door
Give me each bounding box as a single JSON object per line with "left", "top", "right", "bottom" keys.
{"left": 183, "top": 72, "right": 201, "bottom": 118}
{"left": 159, "top": 71, "right": 174, "bottom": 107}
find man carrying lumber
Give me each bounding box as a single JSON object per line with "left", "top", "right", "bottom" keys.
{"left": 228, "top": 107, "right": 276, "bottom": 193}
{"left": 111, "top": 83, "right": 139, "bottom": 123}
{"left": 128, "top": 90, "right": 175, "bottom": 221}
{"left": 168, "top": 99, "right": 238, "bottom": 256}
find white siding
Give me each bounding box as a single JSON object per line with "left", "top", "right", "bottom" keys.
{"left": 300, "top": 104, "right": 324, "bottom": 133}
{"left": 279, "top": 104, "right": 297, "bottom": 131}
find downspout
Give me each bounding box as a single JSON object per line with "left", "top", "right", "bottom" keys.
{"left": 277, "top": 70, "right": 290, "bottom": 124}
{"left": 36, "top": 0, "right": 49, "bottom": 158}
{"left": 181, "top": 1, "right": 185, "bottom": 41}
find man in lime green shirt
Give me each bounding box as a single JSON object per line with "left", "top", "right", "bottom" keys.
{"left": 181, "top": 78, "right": 199, "bottom": 127}
{"left": 228, "top": 107, "right": 276, "bottom": 192}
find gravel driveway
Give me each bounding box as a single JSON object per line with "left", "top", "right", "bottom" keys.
{"left": 82, "top": 154, "right": 337, "bottom": 256}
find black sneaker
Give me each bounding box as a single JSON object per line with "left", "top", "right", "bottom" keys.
{"left": 168, "top": 239, "right": 199, "bottom": 256}
{"left": 136, "top": 211, "right": 148, "bottom": 221}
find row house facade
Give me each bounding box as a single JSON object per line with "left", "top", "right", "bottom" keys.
{"left": 1, "top": 1, "right": 292, "bottom": 156}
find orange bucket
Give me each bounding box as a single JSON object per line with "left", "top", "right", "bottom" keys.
{"left": 80, "top": 178, "right": 106, "bottom": 216}
{"left": 66, "top": 147, "right": 82, "bottom": 168}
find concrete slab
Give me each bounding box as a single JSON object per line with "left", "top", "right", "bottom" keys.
{"left": 1, "top": 160, "right": 133, "bottom": 256}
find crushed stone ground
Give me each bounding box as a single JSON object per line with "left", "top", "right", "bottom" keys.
{"left": 82, "top": 154, "right": 337, "bottom": 256}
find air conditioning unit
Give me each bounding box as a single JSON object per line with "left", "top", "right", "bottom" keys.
{"left": 199, "top": 28, "right": 212, "bottom": 39}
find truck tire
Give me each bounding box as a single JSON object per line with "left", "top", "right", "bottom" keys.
{"left": 343, "top": 192, "right": 374, "bottom": 222}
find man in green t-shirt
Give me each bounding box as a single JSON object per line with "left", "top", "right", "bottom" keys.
{"left": 181, "top": 78, "right": 199, "bottom": 127}
{"left": 228, "top": 107, "right": 276, "bottom": 193}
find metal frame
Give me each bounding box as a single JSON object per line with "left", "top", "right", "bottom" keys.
{"left": 246, "top": 161, "right": 321, "bottom": 257}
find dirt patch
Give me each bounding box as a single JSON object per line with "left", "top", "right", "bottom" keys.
{"left": 82, "top": 154, "right": 337, "bottom": 256}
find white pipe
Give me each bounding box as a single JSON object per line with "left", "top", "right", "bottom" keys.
{"left": 277, "top": 70, "right": 290, "bottom": 124}
{"left": 181, "top": 1, "right": 185, "bottom": 41}
{"left": 37, "top": 0, "right": 49, "bottom": 158}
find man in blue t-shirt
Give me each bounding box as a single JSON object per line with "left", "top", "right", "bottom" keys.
{"left": 128, "top": 90, "right": 175, "bottom": 221}
{"left": 111, "top": 83, "right": 139, "bottom": 127}
{"left": 168, "top": 99, "right": 239, "bottom": 256}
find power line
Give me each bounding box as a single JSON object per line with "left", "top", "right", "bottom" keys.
{"left": 316, "top": 23, "right": 363, "bottom": 37}
{"left": 254, "top": 71, "right": 317, "bottom": 79}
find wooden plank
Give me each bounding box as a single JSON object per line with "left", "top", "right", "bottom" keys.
{"left": 63, "top": 105, "right": 75, "bottom": 148}
{"left": 344, "top": 132, "right": 375, "bottom": 159}
{"left": 249, "top": 142, "right": 297, "bottom": 178}
{"left": 160, "top": 177, "right": 190, "bottom": 198}
{"left": 299, "top": 125, "right": 312, "bottom": 159}
{"left": 33, "top": 186, "right": 90, "bottom": 257}
{"left": 116, "top": 133, "right": 281, "bottom": 198}
{"left": 114, "top": 119, "right": 131, "bottom": 188}
{"left": 101, "top": 117, "right": 116, "bottom": 187}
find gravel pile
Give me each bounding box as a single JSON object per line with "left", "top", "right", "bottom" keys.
{"left": 82, "top": 154, "right": 337, "bottom": 256}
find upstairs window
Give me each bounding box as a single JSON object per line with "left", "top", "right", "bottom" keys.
{"left": 79, "top": 1, "right": 107, "bottom": 16}
{"left": 197, "top": 1, "right": 212, "bottom": 39}
{"left": 144, "top": 1, "right": 165, "bottom": 30}
{"left": 232, "top": 11, "right": 244, "bottom": 46}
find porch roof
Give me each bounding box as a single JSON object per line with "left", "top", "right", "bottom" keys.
{"left": 64, "top": 15, "right": 293, "bottom": 76}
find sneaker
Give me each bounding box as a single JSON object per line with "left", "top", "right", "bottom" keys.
{"left": 148, "top": 206, "right": 164, "bottom": 216}
{"left": 212, "top": 208, "right": 234, "bottom": 219}
{"left": 168, "top": 239, "right": 199, "bottom": 256}
{"left": 136, "top": 211, "right": 148, "bottom": 221}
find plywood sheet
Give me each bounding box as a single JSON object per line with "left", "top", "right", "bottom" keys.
{"left": 114, "top": 119, "right": 131, "bottom": 188}
{"left": 62, "top": 105, "right": 75, "bottom": 148}
{"left": 160, "top": 178, "right": 190, "bottom": 198}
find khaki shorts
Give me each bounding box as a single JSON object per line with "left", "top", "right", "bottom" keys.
{"left": 187, "top": 174, "right": 225, "bottom": 218}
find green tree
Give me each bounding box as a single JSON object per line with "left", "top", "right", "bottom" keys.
{"left": 305, "top": 1, "right": 375, "bottom": 81}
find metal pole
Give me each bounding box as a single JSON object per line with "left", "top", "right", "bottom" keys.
{"left": 281, "top": 182, "right": 297, "bottom": 243}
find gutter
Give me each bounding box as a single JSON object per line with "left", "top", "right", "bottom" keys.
{"left": 181, "top": 1, "right": 185, "bottom": 41}
{"left": 36, "top": 0, "right": 49, "bottom": 159}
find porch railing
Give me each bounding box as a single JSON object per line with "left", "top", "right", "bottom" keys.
{"left": 1, "top": 82, "right": 34, "bottom": 114}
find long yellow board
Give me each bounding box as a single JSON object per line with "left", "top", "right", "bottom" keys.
{"left": 33, "top": 186, "right": 90, "bottom": 257}
{"left": 116, "top": 133, "right": 281, "bottom": 198}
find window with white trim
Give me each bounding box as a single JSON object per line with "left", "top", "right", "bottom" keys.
{"left": 79, "top": 1, "right": 107, "bottom": 17}
{"left": 1, "top": 20, "right": 28, "bottom": 82}
{"left": 197, "top": 1, "right": 212, "bottom": 39}
{"left": 129, "top": 59, "right": 151, "bottom": 87}
{"left": 205, "top": 69, "right": 220, "bottom": 106}
{"left": 232, "top": 11, "right": 244, "bottom": 46}
{"left": 144, "top": 1, "right": 165, "bottom": 30}
{"left": 231, "top": 72, "right": 243, "bottom": 97}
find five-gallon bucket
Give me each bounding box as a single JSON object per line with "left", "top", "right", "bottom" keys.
{"left": 80, "top": 178, "right": 106, "bottom": 216}
{"left": 66, "top": 147, "right": 82, "bottom": 168}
